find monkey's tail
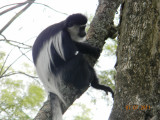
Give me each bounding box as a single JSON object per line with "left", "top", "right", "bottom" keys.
{"left": 50, "top": 93, "right": 63, "bottom": 120}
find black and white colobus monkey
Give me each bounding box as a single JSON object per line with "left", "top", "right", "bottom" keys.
{"left": 32, "top": 13, "right": 114, "bottom": 120}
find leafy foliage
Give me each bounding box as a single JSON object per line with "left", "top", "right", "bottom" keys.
{"left": 0, "top": 78, "right": 45, "bottom": 120}
{"left": 0, "top": 52, "right": 5, "bottom": 60}
{"left": 0, "top": 79, "right": 44, "bottom": 120}
{"left": 0, "top": 50, "right": 45, "bottom": 119}
{"left": 73, "top": 104, "right": 92, "bottom": 120}
{"left": 98, "top": 70, "right": 116, "bottom": 90}
{"left": 104, "top": 38, "right": 117, "bottom": 56}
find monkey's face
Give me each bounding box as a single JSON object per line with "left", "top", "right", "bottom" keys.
{"left": 67, "top": 24, "right": 86, "bottom": 42}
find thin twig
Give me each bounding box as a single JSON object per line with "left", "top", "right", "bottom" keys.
{"left": 24, "top": 35, "right": 36, "bottom": 43}
{"left": 33, "top": 2, "right": 68, "bottom": 15}
{"left": 0, "top": 48, "right": 15, "bottom": 75}
{"left": 0, "top": 34, "right": 7, "bottom": 39}
{"left": 0, "top": 1, "right": 28, "bottom": 10}
{"left": 0, "top": 34, "right": 32, "bottom": 49}
{"left": 0, "top": 0, "right": 35, "bottom": 34}
{"left": 1, "top": 50, "right": 31, "bottom": 77}
{"left": 0, "top": 39, "right": 32, "bottom": 49}
{"left": 0, "top": 71, "right": 38, "bottom": 79}
{"left": 0, "top": 1, "right": 28, "bottom": 16}
{"left": 18, "top": 48, "right": 33, "bottom": 62}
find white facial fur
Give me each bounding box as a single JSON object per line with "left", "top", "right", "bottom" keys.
{"left": 67, "top": 25, "right": 86, "bottom": 42}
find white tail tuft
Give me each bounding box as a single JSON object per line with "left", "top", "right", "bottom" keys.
{"left": 50, "top": 93, "right": 63, "bottom": 120}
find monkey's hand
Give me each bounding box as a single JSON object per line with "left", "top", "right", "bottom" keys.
{"left": 104, "top": 87, "right": 114, "bottom": 99}
{"left": 73, "top": 42, "right": 101, "bottom": 57}
{"left": 91, "top": 81, "right": 114, "bottom": 99}
{"left": 91, "top": 47, "right": 101, "bottom": 58}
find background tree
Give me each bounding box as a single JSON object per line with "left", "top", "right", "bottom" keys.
{"left": 110, "top": 0, "right": 160, "bottom": 119}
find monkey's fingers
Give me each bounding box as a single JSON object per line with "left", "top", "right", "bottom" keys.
{"left": 110, "top": 91, "right": 114, "bottom": 99}
{"left": 105, "top": 91, "right": 108, "bottom": 95}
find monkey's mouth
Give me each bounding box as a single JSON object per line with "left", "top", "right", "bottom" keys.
{"left": 79, "top": 32, "right": 86, "bottom": 38}
{"left": 73, "top": 35, "right": 86, "bottom": 42}
{"left": 79, "top": 36, "right": 86, "bottom": 42}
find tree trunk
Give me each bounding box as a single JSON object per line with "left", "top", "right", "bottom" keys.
{"left": 109, "top": 0, "right": 160, "bottom": 120}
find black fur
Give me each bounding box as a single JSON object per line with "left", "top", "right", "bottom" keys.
{"left": 32, "top": 21, "right": 65, "bottom": 65}
{"left": 32, "top": 13, "right": 114, "bottom": 100}
{"left": 66, "top": 13, "right": 87, "bottom": 27}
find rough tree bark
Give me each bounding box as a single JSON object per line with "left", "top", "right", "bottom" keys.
{"left": 34, "top": 0, "right": 121, "bottom": 119}
{"left": 109, "top": 0, "right": 160, "bottom": 120}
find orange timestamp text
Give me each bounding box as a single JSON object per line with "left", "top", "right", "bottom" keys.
{"left": 125, "top": 105, "right": 151, "bottom": 110}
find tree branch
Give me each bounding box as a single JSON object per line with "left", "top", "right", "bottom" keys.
{"left": 0, "top": 71, "right": 38, "bottom": 79}
{"left": 0, "top": 0, "right": 35, "bottom": 34}
{"left": 0, "top": 38, "right": 32, "bottom": 49}
{"left": 1, "top": 50, "right": 31, "bottom": 77}
{"left": 18, "top": 48, "right": 33, "bottom": 62}
{"left": 0, "top": 48, "right": 14, "bottom": 75}
{"left": 33, "top": 2, "right": 68, "bottom": 15}
{"left": 0, "top": 1, "right": 28, "bottom": 16}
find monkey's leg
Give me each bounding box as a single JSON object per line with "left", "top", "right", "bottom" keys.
{"left": 90, "top": 74, "right": 114, "bottom": 99}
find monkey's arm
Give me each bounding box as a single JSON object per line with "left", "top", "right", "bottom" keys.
{"left": 73, "top": 41, "right": 100, "bottom": 57}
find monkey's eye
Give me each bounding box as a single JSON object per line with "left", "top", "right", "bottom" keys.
{"left": 79, "top": 26, "right": 86, "bottom": 31}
